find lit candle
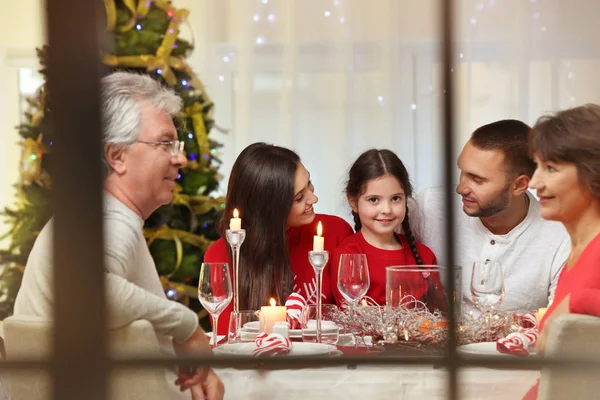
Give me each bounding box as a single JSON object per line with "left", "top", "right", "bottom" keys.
{"left": 313, "top": 221, "right": 324, "bottom": 252}
{"left": 229, "top": 208, "right": 241, "bottom": 230}
{"left": 259, "top": 298, "right": 287, "bottom": 334}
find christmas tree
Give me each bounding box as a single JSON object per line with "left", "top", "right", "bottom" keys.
{"left": 0, "top": 0, "right": 224, "bottom": 327}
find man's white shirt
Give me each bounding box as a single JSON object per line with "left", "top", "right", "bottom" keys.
{"left": 409, "top": 187, "right": 570, "bottom": 316}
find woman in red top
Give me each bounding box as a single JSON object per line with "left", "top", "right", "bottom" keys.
{"left": 204, "top": 143, "right": 353, "bottom": 334}
{"left": 330, "top": 149, "right": 444, "bottom": 310}
{"left": 523, "top": 104, "right": 600, "bottom": 399}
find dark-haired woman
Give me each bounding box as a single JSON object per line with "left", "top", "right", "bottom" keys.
{"left": 204, "top": 143, "right": 353, "bottom": 335}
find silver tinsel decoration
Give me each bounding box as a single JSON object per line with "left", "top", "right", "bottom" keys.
{"left": 331, "top": 296, "right": 536, "bottom": 348}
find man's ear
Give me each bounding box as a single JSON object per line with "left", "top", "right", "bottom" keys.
{"left": 105, "top": 143, "right": 128, "bottom": 175}
{"left": 512, "top": 174, "right": 530, "bottom": 196}
{"left": 347, "top": 194, "right": 358, "bottom": 213}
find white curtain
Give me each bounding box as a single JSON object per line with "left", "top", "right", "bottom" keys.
{"left": 178, "top": 0, "right": 600, "bottom": 221}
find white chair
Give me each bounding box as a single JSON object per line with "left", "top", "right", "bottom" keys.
{"left": 538, "top": 314, "right": 600, "bottom": 400}
{"left": 2, "top": 316, "right": 190, "bottom": 400}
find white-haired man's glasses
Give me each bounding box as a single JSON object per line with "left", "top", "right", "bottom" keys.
{"left": 134, "top": 140, "right": 185, "bottom": 156}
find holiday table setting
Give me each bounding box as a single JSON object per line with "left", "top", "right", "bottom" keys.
{"left": 204, "top": 211, "right": 542, "bottom": 399}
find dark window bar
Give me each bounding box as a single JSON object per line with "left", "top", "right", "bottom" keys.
{"left": 47, "top": 0, "right": 108, "bottom": 399}
{"left": 440, "top": 0, "right": 459, "bottom": 399}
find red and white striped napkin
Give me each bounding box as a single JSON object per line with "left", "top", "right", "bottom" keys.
{"left": 512, "top": 313, "right": 537, "bottom": 330}
{"left": 496, "top": 328, "right": 538, "bottom": 356}
{"left": 253, "top": 332, "right": 292, "bottom": 357}
{"left": 285, "top": 292, "right": 307, "bottom": 329}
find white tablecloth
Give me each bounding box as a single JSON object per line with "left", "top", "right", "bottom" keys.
{"left": 215, "top": 365, "right": 539, "bottom": 400}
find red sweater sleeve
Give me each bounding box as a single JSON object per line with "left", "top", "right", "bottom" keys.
{"left": 203, "top": 238, "right": 234, "bottom": 335}
{"left": 570, "top": 289, "right": 600, "bottom": 317}
{"left": 203, "top": 238, "right": 229, "bottom": 263}
{"left": 330, "top": 247, "right": 345, "bottom": 306}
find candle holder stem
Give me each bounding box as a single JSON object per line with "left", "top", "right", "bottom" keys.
{"left": 316, "top": 269, "right": 323, "bottom": 343}
{"left": 308, "top": 250, "right": 329, "bottom": 344}
{"left": 226, "top": 229, "right": 246, "bottom": 342}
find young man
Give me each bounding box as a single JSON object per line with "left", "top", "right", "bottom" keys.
{"left": 411, "top": 120, "right": 570, "bottom": 316}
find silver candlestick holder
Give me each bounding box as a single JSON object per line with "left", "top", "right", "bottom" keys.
{"left": 226, "top": 229, "right": 246, "bottom": 342}
{"left": 308, "top": 250, "right": 329, "bottom": 343}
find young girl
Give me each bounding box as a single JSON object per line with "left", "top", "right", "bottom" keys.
{"left": 331, "top": 149, "right": 444, "bottom": 309}
{"left": 204, "top": 143, "right": 353, "bottom": 334}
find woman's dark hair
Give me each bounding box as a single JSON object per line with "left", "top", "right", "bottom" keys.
{"left": 530, "top": 103, "right": 600, "bottom": 198}
{"left": 345, "top": 149, "right": 423, "bottom": 265}
{"left": 217, "top": 142, "right": 300, "bottom": 310}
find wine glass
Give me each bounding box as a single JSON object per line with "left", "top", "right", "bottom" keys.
{"left": 337, "top": 254, "right": 370, "bottom": 306}
{"left": 337, "top": 254, "right": 370, "bottom": 347}
{"left": 198, "top": 263, "right": 233, "bottom": 347}
{"left": 470, "top": 260, "right": 504, "bottom": 340}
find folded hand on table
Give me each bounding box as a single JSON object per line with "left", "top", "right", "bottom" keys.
{"left": 173, "top": 326, "right": 213, "bottom": 391}
{"left": 190, "top": 370, "right": 225, "bottom": 400}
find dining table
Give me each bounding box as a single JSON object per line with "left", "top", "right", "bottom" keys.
{"left": 213, "top": 340, "right": 539, "bottom": 400}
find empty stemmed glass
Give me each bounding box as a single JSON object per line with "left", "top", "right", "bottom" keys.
{"left": 198, "top": 262, "right": 233, "bottom": 347}
{"left": 337, "top": 254, "right": 370, "bottom": 347}
{"left": 337, "top": 254, "right": 370, "bottom": 306}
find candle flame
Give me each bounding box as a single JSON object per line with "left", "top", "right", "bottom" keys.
{"left": 269, "top": 297, "right": 276, "bottom": 307}
{"left": 233, "top": 208, "right": 239, "bottom": 218}
{"left": 317, "top": 221, "right": 323, "bottom": 237}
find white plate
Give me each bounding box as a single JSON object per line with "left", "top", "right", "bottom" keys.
{"left": 204, "top": 332, "right": 226, "bottom": 343}
{"left": 239, "top": 328, "right": 303, "bottom": 339}
{"left": 242, "top": 321, "right": 260, "bottom": 331}
{"left": 303, "top": 320, "right": 339, "bottom": 334}
{"left": 242, "top": 321, "right": 302, "bottom": 338}
{"left": 214, "top": 342, "right": 340, "bottom": 357}
{"left": 457, "top": 342, "right": 536, "bottom": 357}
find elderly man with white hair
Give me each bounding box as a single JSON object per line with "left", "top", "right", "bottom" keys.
{"left": 14, "top": 72, "right": 224, "bottom": 400}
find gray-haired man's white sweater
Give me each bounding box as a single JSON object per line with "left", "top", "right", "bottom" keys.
{"left": 14, "top": 193, "right": 199, "bottom": 344}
